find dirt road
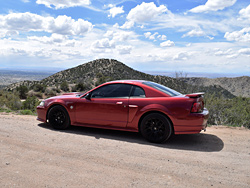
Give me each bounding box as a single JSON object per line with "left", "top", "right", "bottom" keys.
{"left": 0, "top": 113, "right": 249, "bottom": 188}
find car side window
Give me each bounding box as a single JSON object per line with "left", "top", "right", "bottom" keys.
{"left": 130, "top": 86, "right": 145, "bottom": 98}
{"left": 91, "top": 84, "right": 132, "bottom": 98}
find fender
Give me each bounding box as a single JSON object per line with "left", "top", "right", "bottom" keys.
{"left": 127, "top": 103, "right": 174, "bottom": 130}
{"left": 46, "top": 99, "right": 76, "bottom": 123}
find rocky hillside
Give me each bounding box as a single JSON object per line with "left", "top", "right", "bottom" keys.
{"left": 180, "top": 76, "right": 250, "bottom": 98}
{"left": 5, "top": 59, "right": 235, "bottom": 98}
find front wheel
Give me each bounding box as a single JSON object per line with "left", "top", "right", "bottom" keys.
{"left": 48, "top": 106, "right": 70, "bottom": 130}
{"left": 140, "top": 113, "right": 172, "bottom": 143}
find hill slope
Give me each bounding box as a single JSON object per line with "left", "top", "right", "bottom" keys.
{"left": 5, "top": 59, "right": 235, "bottom": 98}
{"left": 180, "top": 76, "right": 250, "bottom": 98}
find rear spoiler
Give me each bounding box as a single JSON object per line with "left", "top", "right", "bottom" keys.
{"left": 185, "top": 92, "right": 205, "bottom": 98}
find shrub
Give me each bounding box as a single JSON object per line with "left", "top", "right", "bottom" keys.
{"left": 45, "top": 88, "right": 57, "bottom": 97}
{"left": 205, "top": 94, "right": 250, "bottom": 128}
{"left": 60, "top": 81, "right": 69, "bottom": 92}
{"left": 22, "top": 96, "right": 40, "bottom": 112}
{"left": 19, "top": 110, "right": 33, "bottom": 115}
{"left": 72, "top": 83, "right": 86, "bottom": 92}
{"left": 32, "top": 84, "right": 46, "bottom": 92}
{"left": 16, "top": 85, "right": 28, "bottom": 99}
{"left": 0, "top": 91, "right": 22, "bottom": 110}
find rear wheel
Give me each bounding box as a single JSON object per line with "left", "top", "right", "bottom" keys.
{"left": 140, "top": 113, "right": 172, "bottom": 143}
{"left": 48, "top": 106, "right": 70, "bottom": 130}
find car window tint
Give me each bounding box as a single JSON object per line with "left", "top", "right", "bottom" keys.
{"left": 143, "top": 81, "right": 182, "bottom": 96}
{"left": 91, "top": 84, "right": 132, "bottom": 98}
{"left": 130, "top": 86, "right": 145, "bottom": 98}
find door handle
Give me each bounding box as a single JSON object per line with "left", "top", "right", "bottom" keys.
{"left": 129, "top": 105, "right": 138, "bottom": 108}
{"left": 116, "top": 102, "right": 123, "bottom": 105}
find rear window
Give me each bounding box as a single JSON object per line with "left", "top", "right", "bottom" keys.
{"left": 143, "top": 81, "right": 182, "bottom": 97}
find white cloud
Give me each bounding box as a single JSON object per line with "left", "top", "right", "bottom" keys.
{"left": 28, "top": 34, "right": 77, "bottom": 47}
{"left": 239, "top": 4, "right": 250, "bottom": 19}
{"left": 122, "top": 2, "right": 167, "bottom": 29}
{"left": 144, "top": 32, "right": 167, "bottom": 41}
{"left": 182, "top": 29, "right": 205, "bottom": 37}
{"left": 104, "top": 30, "right": 114, "bottom": 38}
{"left": 116, "top": 45, "right": 132, "bottom": 54}
{"left": 47, "top": 15, "right": 93, "bottom": 35}
{"left": 144, "top": 32, "right": 151, "bottom": 39}
{"left": 36, "top": 0, "right": 90, "bottom": 9}
{"left": 238, "top": 48, "right": 250, "bottom": 55}
{"left": 190, "top": 0, "right": 236, "bottom": 13}
{"left": 144, "top": 32, "right": 159, "bottom": 40}
{"left": 157, "top": 35, "right": 167, "bottom": 40}
{"left": 160, "top": 40, "right": 175, "bottom": 47}
{"left": 0, "top": 12, "right": 93, "bottom": 36}
{"left": 112, "top": 31, "right": 131, "bottom": 42}
{"left": 224, "top": 27, "right": 250, "bottom": 42}
{"left": 108, "top": 6, "right": 124, "bottom": 18}
{"left": 120, "top": 21, "right": 134, "bottom": 29}
{"left": 207, "top": 36, "right": 214, "bottom": 40}
{"left": 92, "top": 38, "right": 115, "bottom": 49}
{"left": 214, "top": 48, "right": 235, "bottom": 57}
{"left": 0, "top": 12, "right": 44, "bottom": 32}
{"left": 173, "top": 52, "right": 190, "bottom": 60}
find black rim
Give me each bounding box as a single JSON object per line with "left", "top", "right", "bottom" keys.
{"left": 144, "top": 118, "right": 166, "bottom": 140}
{"left": 50, "top": 110, "right": 66, "bottom": 126}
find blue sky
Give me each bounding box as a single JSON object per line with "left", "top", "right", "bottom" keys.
{"left": 0, "top": 0, "right": 250, "bottom": 77}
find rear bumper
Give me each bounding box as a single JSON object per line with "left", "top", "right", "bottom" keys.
{"left": 173, "top": 108, "right": 209, "bottom": 134}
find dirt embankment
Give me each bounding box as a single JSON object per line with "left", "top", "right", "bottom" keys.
{"left": 0, "top": 114, "right": 250, "bottom": 187}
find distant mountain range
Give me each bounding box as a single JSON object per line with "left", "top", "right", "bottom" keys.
{"left": 3, "top": 59, "right": 249, "bottom": 98}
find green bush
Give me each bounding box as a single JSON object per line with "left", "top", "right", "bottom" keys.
{"left": 22, "top": 96, "right": 40, "bottom": 112}
{"left": 60, "top": 81, "right": 69, "bottom": 92}
{"left": 0, "top": 91, "right": 22, "bottom": 110}
{"left": 205, "top": 94, "right": 250, "bottom": 128}
{"left": 45, "top": 88, "right": 57, "bottom": 97}
{"left": 16, "top": 85, "right": 28, "bottom": 99}
{"left": 32, "top": 84, "right": 46, "bottom": 92}
{"left": 0, "top": 108, "right": 12, "bottom": 113}
{"left": 19, "top": 110, "right": 33, "bottom": 115}
{"left": 72, "top": 83, "right": 86, "bottom": 92}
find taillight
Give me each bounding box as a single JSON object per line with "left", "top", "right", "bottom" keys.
{"left": 191, "top": 101, "right": 204, "bottom": 113}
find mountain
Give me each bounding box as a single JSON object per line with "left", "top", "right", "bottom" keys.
{"left": 180, "top": 76, "right": 250, "bottom": 98}
{"left": 4, "top": 59, "right": 235, "bottom": 98}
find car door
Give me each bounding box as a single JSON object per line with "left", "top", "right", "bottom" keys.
{"left": 75, "top": 83, "right": 132, "bottom": 128}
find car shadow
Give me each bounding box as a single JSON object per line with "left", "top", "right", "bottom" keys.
{"left": 38, "top": 123, "right": 224, "bottom": 152}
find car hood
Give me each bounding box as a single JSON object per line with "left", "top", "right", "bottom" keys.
{"left": 48, "top": 93, "right": 80, "bottom": 100}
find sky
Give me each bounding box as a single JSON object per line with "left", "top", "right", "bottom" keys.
{"left": 0, "top": 0, "right": 250, "bottom": 77}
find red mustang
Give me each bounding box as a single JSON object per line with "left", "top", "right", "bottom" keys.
{"left": 37, "top": 80, "right": 209, "bottom": 143}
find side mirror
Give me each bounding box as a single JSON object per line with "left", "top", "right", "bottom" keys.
{"left": 85, "top": 93, "right": 91, "bottom": 100}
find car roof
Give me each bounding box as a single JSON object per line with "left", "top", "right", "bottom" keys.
{"left": 105, "top": 80, "right": 146, "bottom": 85}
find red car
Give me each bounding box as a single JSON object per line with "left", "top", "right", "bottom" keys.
{"left": 37, "top": 80, "right": 209, "bottom": 143}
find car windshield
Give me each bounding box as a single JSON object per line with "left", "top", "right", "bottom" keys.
{"left": 143, "top": 81, "right": 182, "bottom": 96}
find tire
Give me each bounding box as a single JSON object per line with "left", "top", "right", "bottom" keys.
{"left": 48, "top": 105, "right": 70, "bottom": 130}
{"left": 140, "top": 113, "right": 172, "bottom": 143}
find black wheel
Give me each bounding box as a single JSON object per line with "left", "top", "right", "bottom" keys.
{"left": 48, "top": 105, "right": 70, "bottom": 130}
{"left": 140, "top": 113, "right": 172, "bottom": 143}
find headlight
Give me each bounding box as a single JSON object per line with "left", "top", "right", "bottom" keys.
{"left": 39, "top": 101, "right": 45, "bottom": 107}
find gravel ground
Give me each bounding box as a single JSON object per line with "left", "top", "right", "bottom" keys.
{"left": 0, "top": 113, "right": 250, "bottom": 188}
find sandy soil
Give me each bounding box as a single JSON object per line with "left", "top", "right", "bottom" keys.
{"left": 0, "top": 113, "right": 250, "bottom": 188}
